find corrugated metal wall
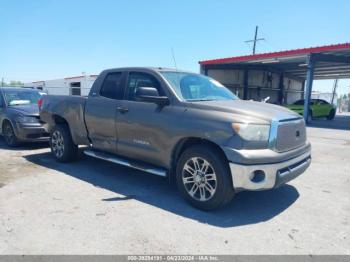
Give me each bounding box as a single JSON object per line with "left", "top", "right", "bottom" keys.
{"left": 207, "top": 69, "right": 303, "bottom": 104}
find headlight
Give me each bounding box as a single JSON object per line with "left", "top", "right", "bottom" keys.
{"left": 232, "top": 123, "right": 270, "bottom": 141}
{"left": 16, "top": 116, "right": 39, "bottom": 123}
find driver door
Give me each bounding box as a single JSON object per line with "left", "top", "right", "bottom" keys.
{"left": 115, "top": 71, "right": 173, "bottom": 167}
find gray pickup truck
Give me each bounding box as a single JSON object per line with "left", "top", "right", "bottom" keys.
{"left": 40, "top": 67, "right": 311, "bottom": 210}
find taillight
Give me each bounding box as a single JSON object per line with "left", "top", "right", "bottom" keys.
{"left": 38, "top": 98, "right": 43, "bottom": 110}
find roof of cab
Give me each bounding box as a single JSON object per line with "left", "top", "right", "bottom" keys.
{"left": 101, "top": 67, "right": 193, "bottom": 74}
{"left": 0, "top": 87, "right": 39, "bottom": 92}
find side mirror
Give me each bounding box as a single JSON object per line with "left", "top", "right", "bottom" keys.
{"left": 135, "top": 87, "right": 169, "bottom": 106}
{"left": 261, "top": 96, "right": 270, "bottom": 103}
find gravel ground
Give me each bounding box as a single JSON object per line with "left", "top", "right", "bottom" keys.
{"left": 0, "top": 114, "right": 349, "bottom": 254}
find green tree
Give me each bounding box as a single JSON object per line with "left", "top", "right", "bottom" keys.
{"left": 9, "top": 80, "right": 23, "bottom": 86}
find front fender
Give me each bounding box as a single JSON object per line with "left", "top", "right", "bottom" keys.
{"left": 0, "top": 117, "right": 19, "bottom": 136}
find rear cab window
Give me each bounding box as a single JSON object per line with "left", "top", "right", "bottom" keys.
{"left": 100, "top": 72, "right": 124, "bottom": 100}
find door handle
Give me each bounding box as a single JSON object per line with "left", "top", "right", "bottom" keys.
{"left": 117, "top": 106, "right": 129, "bottom": 113}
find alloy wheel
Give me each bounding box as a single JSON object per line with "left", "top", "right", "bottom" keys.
{"left": 182, "top": 157, "right": 217, "bottom": 201}
{"left": 51, "top": 130, "right": 65, "bottom": 158}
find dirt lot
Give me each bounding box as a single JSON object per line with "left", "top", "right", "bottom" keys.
{"left": 0, "top": 114, "right": 349, "bottom": 254}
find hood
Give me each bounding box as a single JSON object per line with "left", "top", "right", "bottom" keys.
{"left": 7, "top": 104, "right": 40, "bottom": 116}
{"left": 186, "top": 99, "right": 301, "bottom": 123}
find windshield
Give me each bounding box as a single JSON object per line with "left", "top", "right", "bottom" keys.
{"left": 161, "top": 72, "right": 238, "bottom": 101}
{"left": 3, "top": 90, "right": 41, "bottom": 106}
{"left": 293, "top": 100, "right": 304, "bottom": 105}
{"left": 293, "top": 99, "right": 315, "bottom": 105}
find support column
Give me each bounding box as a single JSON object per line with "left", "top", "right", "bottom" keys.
{"left": 243, "top": 69, "right": 249, "bottom": 100}
{"left": 303, "top": 55, "right": 315, "bottom": 124}
{"left": 278, "top": 73, "right": 284, "bottom": 105}
{"left": 301, "top": 79, "right": 306, "bottom": 99}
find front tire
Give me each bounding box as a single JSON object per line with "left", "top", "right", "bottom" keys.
{"left": 2, "top": 121, "right": 19, "bottom": 147}
{"left": 176, "top": 145, "right": 235, "bottom": 210}
{"left": 50, "top": 124, "right": 78, "bottom": 162}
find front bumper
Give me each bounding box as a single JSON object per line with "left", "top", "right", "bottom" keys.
{"left": 14, "top": 122, "right": 50, "bottom": 142}
{"left": 229, "top": 149, "right": 311, "bottom": 192}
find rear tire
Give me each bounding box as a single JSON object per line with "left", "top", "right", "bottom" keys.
{"left": 2, "top": 121, "right": 19, "bottom": 147}
{"left": 176, "top": 145, "right": 235, "bottom": 210}
{"left": 50, "top": 124, "right": 78, "bottom": 162}
{"left": 327, "top": 109, "right": 335, "bottom": 120}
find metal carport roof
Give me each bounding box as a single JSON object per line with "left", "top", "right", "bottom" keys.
{"left": 199, "top": 43, "right": 350, "bottom": 123}
{"left": 199, "top": 43, "right": 350, "bottom": 80}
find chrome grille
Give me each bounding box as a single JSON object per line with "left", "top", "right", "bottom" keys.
{"left": 275, "top": 119, "right": 306, "bottom": 152}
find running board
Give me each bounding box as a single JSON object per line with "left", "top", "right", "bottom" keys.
{"left": 84, "top": 149, "right": 167, "bottom": 177}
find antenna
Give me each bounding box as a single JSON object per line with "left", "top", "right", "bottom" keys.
{"left": 171, "top": 47, "right": 178, "bottom": 71}
{"left": 245, "top": 26, "right": 265, "bottom": 54}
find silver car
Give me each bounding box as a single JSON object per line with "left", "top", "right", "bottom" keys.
{"left": 0, "top": 87, "right": 49, "bottom": 146}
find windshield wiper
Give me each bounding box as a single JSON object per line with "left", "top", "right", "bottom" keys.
{"left": 8, "top": 103, "right": 31, "bottom": 106}
{"left": 187, "top": 99, "right": 215, "bottom": 102}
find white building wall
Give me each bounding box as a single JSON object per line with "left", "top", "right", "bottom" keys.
{"left": 24, "top": 75, "right": 97, "bottom": 96}
{"left": 284, "top": 78, "right": 304, "bottom": 104}
{"left": 44, "top": 79, "right": 68, "bottom": 95}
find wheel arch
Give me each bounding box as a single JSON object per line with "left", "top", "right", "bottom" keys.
{"left": 170, "top": 137, "right": 229, "bottom": 182}
{"left": 52, "top": 114, "right": 69, "bottom": 125}
{"left": 48, "top": 113, "right": 89, "bottom": 145}
{"left": 50, "top": 115, "right": 78, "bottom": 144}
{"left": 1, "top": 118, "right": 16, "bottom": 135}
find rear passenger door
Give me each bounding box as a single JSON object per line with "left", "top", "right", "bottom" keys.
{"left": 85, "top": 71, "right": 126, "bottom": 153}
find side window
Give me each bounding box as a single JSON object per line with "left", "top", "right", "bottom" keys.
{"left": 100, "top": 72, "right": 124, "bottom": 100}
{"left": 126, "top": 72, "right": 164, "bottom": 101}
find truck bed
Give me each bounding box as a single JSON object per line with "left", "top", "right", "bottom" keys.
{"left": 40, "top": 95, "right": 90, "bottom": 145}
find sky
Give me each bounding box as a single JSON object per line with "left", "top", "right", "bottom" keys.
{"left": 1, "top": 0, "right": 350, "bottom": 95}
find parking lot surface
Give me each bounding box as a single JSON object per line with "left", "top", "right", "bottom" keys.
{"left": 0, "top": 114, "right": 349, "bottom": 254}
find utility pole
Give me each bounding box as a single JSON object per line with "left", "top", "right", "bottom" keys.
{"left": 331, "top": 79, "right": 338, "bottom": 106}
{"left": 1, "top": 77, "right": 4, "bottom": 87}
{"left": 245, "top": 26, "right": 265, "bottom": 54}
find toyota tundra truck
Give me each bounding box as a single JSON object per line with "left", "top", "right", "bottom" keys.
{"left": 40, "top": 67, "right": 311, "bottom": 210}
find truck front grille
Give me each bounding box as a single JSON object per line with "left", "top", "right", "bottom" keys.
{"left": 275, "top": 119, "right": 306, "bottom": 152}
